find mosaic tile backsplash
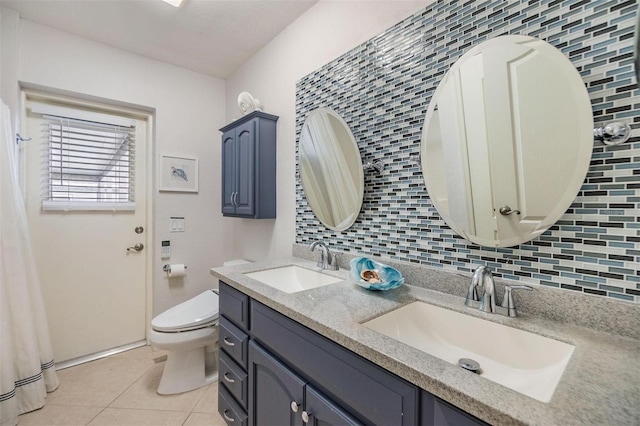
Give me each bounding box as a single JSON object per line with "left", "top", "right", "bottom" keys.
{"left": 295, "top": 0, "right": 640, "bottom": 303}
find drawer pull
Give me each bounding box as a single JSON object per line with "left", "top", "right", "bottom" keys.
{"left": 223, "top": 410, "right": 235, "bottom": 423}
{"left": 223, "top": 373, "right": 236, "bottom": 383}
{"left": 223, "top": 337, "right": 236, "bottom": 347}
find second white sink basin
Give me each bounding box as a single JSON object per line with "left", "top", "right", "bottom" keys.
{"left": 244, "top": 265, "right": 342, "bottom": 294}
{"left": 362, "top": 301, "right": 574, "bottom": 403}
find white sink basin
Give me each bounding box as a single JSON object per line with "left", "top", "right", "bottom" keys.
{"left": 361, "top": 301, "right": 574, "bottom": 402}
{"left": 244, "top": 265, "right": 342, "bottom": 294}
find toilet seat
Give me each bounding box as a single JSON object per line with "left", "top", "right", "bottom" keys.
{"left": 152, "top": 290, "right": 219, "bottom": 332}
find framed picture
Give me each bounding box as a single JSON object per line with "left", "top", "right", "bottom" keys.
{"left": 159, "top": 155, "right": 198, "bottom": 193}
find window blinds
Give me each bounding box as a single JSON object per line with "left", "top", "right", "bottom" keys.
{"left": 41, "top": 115, "right": 136, "bottom": 211}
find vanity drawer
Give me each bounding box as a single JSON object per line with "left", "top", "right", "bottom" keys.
{"left": 220, "top": 281, "right": 249, "bottom": 330}
{"left": 219, "top": 349, "right": 248, "bottom": 408}
{"left": 220, "top": 315, "right": 248, "bottom": 369}
{"left": 250, "top": 300, "right": 418, "bottom": 425}
{"left": 219, "top": 383, "right": 248, "bottom": 426}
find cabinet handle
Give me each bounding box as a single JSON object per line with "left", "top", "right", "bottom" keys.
{"left": 232, "top": 191, "right": 238, "bottom": 207}
{"left": 290, "top": 401, "right": 300, "bottom": 413}
{"left": 301, "top": 410, "right": 311, "bottom": 423}
{"left": 223, "top": 372, "right": 235, "bottom": 383}
{"left": 222, "top": 410, "right": 235, "bottom": 423}
{"left": 223, "top": 337, "right": 236, "bottom": 347}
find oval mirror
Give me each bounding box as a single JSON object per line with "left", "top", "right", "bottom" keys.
{"left": 299, "top": 108, "right": 364, "bottom": 231}
{"left": 421, "top": 35, "right": 593, "bottom": 247}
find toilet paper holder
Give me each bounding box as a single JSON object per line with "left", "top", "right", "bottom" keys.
{"left": 163, "top": 264, "right": 188, "bottom": 272}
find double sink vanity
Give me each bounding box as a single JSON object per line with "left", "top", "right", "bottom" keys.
{"left": 211, "top": 251, "right": 640, "bottom": 425}
{"left": 213, "top": 29, "right": 639, "bottom": 425}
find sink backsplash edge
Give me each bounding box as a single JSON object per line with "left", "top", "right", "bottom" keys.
{"left": 292, "top": 243, "right": 640, "bottom": 340}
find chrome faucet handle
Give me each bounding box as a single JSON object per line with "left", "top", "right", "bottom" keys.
{"left": 479, "top": 269, "right": 496, "bottom": 314}
{"left": 309, "top": 241, "right": 329, "bottom": 269}
{"left": 501, "top": 285, "right": 533, "bottom": 317}
{"left": 326, "top": 252, "right": 339, "bottom": 271}
{"left": 465, "top": 267, "right": 484, "bottom": 308}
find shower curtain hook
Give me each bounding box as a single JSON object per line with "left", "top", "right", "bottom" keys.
{"left": 16, "top": 133, "right": 32, "bottom": 144}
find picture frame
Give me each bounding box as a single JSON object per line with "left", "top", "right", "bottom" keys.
{"left": 159, "top": 155, "right": 198, "bottom": 193}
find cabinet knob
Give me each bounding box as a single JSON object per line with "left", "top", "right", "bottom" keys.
{"left": 302, "top": 410, "right": 310, "bottom": 423}
{"left": 290, "top": 401, "right": 300, "bottom": 413}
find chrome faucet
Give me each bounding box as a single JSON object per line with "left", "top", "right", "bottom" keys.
{"left": 465, "top": 266, "right": 532, "bottom": 317}
{"left": 309, "top": 241, "right": 339, "bottom": 271}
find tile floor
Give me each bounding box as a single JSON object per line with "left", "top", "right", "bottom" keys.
{"left": 17, "top": 346, "right": 227, "bottom": 426}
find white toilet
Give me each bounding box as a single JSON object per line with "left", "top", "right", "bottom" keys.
{"left": 149, "top": 259, "right": 250, "bottom": 395}
{"left": 148, "top": 289, "right": 220, "bottom": 394}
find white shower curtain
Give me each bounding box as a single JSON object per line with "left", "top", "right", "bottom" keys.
{"left": 0, "top": 100, "right": 59, "bottom": 426}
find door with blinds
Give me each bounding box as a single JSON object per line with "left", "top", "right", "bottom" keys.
{"left": 24, "top": 97, "right": 148, "bottom": 365}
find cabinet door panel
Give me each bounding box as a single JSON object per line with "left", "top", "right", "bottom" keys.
{"left": 235, "top": 120, "right": 256, "bottom": 216}
{"left": 305, "top": 385, "right": 363, "bottom": 426}
{"left": 221, "top": 131, "right": 236, "bottom": 215}
{"left": 249, "top": 341, "right": 304, "bottom": 426}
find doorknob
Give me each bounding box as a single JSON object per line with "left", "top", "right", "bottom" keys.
{"left": 498, "top": 205, "right": 520, "bottom": 216}
{"left": 126, "top": 243, "right": 144, "bottom": 252}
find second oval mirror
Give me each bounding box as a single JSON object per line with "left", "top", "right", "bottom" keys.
{"left": 421, "top": 35, "right": 593, "bottom": 247}
{"left": 299, "top": 108, "right": 364, "bottom": 231}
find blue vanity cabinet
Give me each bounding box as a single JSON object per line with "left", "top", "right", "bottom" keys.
{"left": 249, "top": 341, "right": 362, "bottom": 426}
{"left": 250, "top": 300, "right": 418, "bottom": 425}
{"left": 218, "top": 281, "right": 486, "bottom": 426}
{"left": 220, "top": 111, "right": 278, "bottom": 218}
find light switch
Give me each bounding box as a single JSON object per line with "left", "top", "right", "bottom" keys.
{"left": 170, "top": 217, "right": 185, "bottom": 233}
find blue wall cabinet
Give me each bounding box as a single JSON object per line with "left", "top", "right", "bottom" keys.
{"left": 220, "top": 111, "right": 278, "bottom": 218}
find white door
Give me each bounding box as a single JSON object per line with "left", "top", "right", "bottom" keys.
{"left": 24, "top": 98, "right": 148, "bottom": 364}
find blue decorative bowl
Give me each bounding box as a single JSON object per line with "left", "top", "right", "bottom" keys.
{"left": 349, "top": 257, "right": 404, "bottom": 291}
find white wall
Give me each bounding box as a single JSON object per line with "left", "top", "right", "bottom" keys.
{"left": 3, "top": 1, "right": 433, "bottom": 318}
{"left": 224, "top": 0, "right": 432, "bottom": 261}
{"left": 16, "top": 19, "right": 226, "bottom": 315}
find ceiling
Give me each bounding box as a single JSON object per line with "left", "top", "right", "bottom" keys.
{"left": 0, "top": 0, "right": 318, "bottom": 78}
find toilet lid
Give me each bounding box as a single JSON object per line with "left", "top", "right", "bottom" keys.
{"left": 152, "top": 290, "right": 219, "bottom": 332}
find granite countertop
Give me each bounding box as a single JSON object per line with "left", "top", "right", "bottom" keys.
{"left": 210, "top": 257, "right": 640, "bottom": 426}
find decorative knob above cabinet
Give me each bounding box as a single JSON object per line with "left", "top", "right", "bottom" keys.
{"left": 220, "top": 111, "right": 278, "bottom": 218}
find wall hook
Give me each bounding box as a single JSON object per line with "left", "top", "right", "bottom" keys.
{"left": 593, "top": 122, "right": 631, "bottom": 146}
{"left": 16, "top": 133, "right": 32, "bottom": 144}
{"left": 363, "top": 159, "right": 385, "bottom": 175}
